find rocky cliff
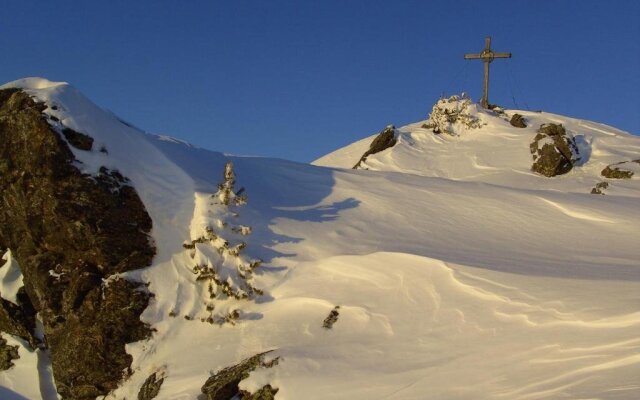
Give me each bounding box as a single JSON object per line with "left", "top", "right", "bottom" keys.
{"left": 0, "top": 88, "right": 156, "bottom": 399}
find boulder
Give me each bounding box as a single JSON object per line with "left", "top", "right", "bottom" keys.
{"left": 530, "top": 123, "right": 581, "bottom": 177}
{"left": 509, "top": 113, "right": 527, "bottom": 128}
{"left": 138, "top": 371, "right": 165, "bottom": 400}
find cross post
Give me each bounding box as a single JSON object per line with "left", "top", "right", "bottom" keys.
{"left": 464, "top": 36, "right": 511, "bottom": 108}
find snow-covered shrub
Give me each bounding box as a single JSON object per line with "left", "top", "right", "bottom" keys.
{"left": 422, "top": 94, "right": 484, "bottom": 136}
{"left": 183, "top": 161, "right": 263, "bottom": 323}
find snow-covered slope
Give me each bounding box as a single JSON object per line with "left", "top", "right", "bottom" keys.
{"left": 314, "top": 102, "right": 640, "bottom": 197}
{"left": 1, "top": 79, "right": 639, "bottom": 399}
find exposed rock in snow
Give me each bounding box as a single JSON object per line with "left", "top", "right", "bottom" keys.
{"left": 137, "top": 370, "right": 165, "bottom": 400}
{"left": 322, "top": 305, "right": 340, "bottom": 329}
{"left": 601, "top": 159, "right": 640, "bottom": 179}
{"left": 0, "top": 334, "right": 20, "bottom": 370}
{"left": 201, "top": 352, "right": 279, "bottom": 400}
{"left": 61, "top": 126, "right": 94, "bottom": 151}
{"left": 530, "top": 123, "right": 582, "bottom": 177}
{"left": 590, "top": 181, "right": 609, "bottom": 195}
{"left": 353, "top": 125, "right": 397, "bottom": 169}
{"left": 509, "top": 113, "right": 527, "bottom": 128}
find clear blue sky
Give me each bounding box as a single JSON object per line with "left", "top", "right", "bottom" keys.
{"left": 2, "top": 1, "right": 639, "bottom": 162}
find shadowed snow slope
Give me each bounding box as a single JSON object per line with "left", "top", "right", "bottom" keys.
{"left": 1, "top": 78, "right": 639, "bottom": 399}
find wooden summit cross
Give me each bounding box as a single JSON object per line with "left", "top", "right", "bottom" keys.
{"left": 464, "top": 36, "right": 511, "bottom": 109}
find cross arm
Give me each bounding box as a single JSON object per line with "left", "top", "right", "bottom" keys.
{"left": 464, "top": 53, "right": 482, "bottom": 59}
{"left": 493, "top": 52, "right": 512, "bottom": 58}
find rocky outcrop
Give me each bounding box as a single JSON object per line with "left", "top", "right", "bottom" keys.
{"left": 530, "top": 123, "right": 581, "bottom": 177}
{"left": 201, "top": 352, "right": 279, "bottom": 400}
{"left": 353, "top": 125, "right": 397, "bottom": 169}
{"left": 601, "top": 159, "right": 640, "bottom": 179}
{"left": 0, "top": 88, "right": 155, "bottom": 398}
{"left": 509, "top": 113, "right": 527, "bottom": 128}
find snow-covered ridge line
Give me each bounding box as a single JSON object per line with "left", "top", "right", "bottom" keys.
{"left": 315, "top": 95, "right": 640, "bottom": 196}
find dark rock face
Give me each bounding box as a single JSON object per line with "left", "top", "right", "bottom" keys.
{"left": 0, "top": 88, "right": 155, "bottom": 399}
{"left": 138, "top": 371, "right": 165, "bottom": 400}
{"left": 509, "top": 113, "right": 527, "bottom": 128}
{"left": 0, "top": 335, "right": 20, "bottom": 370}
{"left": 601, "top": 160, "right": 639, "bottom": 179}
{"left": 201, "top": 352, "right": 279, "bottom": 400}
{"left": 530, "top": 123, "right": 580, "bottom": 177}
{"left": 353, "top": 125, "right": 397, "bottom": 169}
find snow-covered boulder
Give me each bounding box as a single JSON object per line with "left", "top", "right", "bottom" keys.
{"left": 530, "top": 123, "right": 581, "bottom": 177}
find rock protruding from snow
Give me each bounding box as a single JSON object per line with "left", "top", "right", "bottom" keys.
{"left": 353, "top": 125, "right": 397, "bottom": 169}
{"left": 201, "top": 352, "right": 279, "bottom": 400}
{"left": 137, "top": 370, "right": 165, "bottom": 400}
{"left": 530, "top": 123, "right": 581, "bottom": 177}
{"left": 601, "top": 159, "right": 640, "bottom": 179}
{"left": 590, "top": 181, "right": 609, "bottom": 195}
{"left": 422, "top": 94, "right": 484, "bottom": 135}
{"left": 0, "top": 335, "right": 20, "bottom": 371}
{"left": 509, "top": 113, "right": 527, "bottom": 128}
{"left": 61, "top": 126, "right": 94, "bottom": 151}
{"left": 322, "top": 305, "right": 340, "bottom": 329}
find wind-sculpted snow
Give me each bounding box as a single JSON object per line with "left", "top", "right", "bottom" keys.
{"left": 1, "top": 78, "right": 638, "bottom": 399}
